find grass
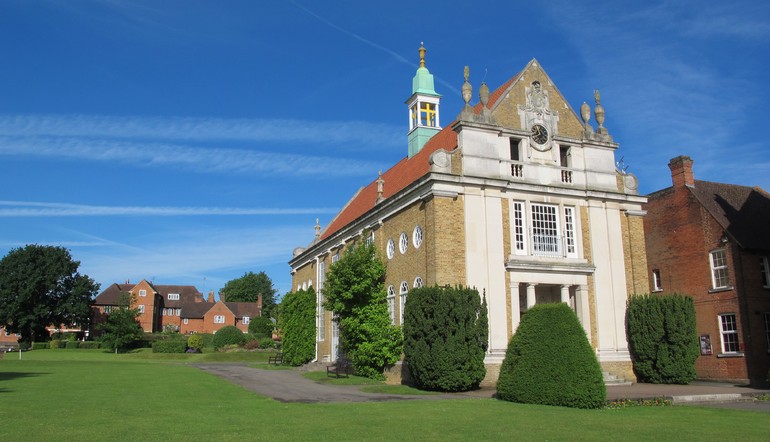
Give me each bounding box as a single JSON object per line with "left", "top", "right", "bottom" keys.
{"left": 1, "top": 350, "right": 769, "bottom": 441}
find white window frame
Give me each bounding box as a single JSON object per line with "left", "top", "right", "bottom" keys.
{"left": 710, "top": 249, "right": 729, "bottom": 290}
{"left": 318, "top": 261, "right": 326, "bottom": 292}
{"left": 243, "top": 316, "right": 250, "bottom": 325}
{"left": 387, "top": 285, "right": 396, "bottom": 325}
{"left": 760, "top": 257, "right": 770, "bottom": 288}
{"left": 718, "top": 313, "right": 740, "bottom": 354}
{"left": 412, "top": 226, "right": 423, "bottom": 248}
{"left": 139, "top": 289, "right": 147, "bottom": 297}
{"left": 214, "top": 315, "right": 225, "bottom": 324}
{"left": 137, "top": 305, "right": 145, "bottom": 314}
{"left": 386, "top": 239, "right": 395, "bottom": 259}
{"left": 365, "top": 231, "right": 375, "bottom": 246}
{"left": 183, "top": 318, "right": 189, "bottom": 325}
{"left": 413, "top": 276, "right": 423, "bottom": 288}
{"left": 399, "top": 232, "right": 408, "bottom": 254}
{"left": 399, "top": 281, "right": 408, "bottom": 325}
{"left": 175, "top": 308, "right": 181, "bottom": 316}
{"left": 563, "top": 206, "right": 577, "bottom": 258}
{"left": 162, "top": 308, "right": 167, "bottom": 316}
{"left": 512, "top": 201, "right": 527, "bottom": 255}
{"left": 332, "top": 253, "right": 340, "bottom": 264}
{"left": 652, "top": 269, "right": 662, "bottom": 292}
{"left": 168, "top": 293, "right": 180, "bottom": 301}
{"left": 317, "top": 288, "right": 325, "bottom": 341}
{"left": 530, "top": 203, "right": 560, "bottom": 257}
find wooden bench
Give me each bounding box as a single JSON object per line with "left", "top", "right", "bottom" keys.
{"left": 326, "top": 358, "right": 353, "bottom": 378}
{"left": 268, "top": 352, "right": 283, "bottom": 365}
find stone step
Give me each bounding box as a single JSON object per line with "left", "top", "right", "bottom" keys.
{"left": 672, "top": 393, "right": 755, "bottom": 405}
{"left": 603, "top": 372, "right": 632, "bottom": 387}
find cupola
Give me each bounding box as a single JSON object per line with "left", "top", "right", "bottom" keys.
{"left": 406, "top": 43, "right": 441, "bottom": 158}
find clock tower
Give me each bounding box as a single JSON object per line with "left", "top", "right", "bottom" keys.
{"left": 406, "top": 43, "right": 441, "bottom": 158}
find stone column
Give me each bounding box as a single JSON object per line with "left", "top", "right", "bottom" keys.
{"left": 576, "top": 284, "right": 591, "bottom": 339}
{"left": 526, "top": 283, "right": 537, "bottom": 309}
{"left": 560, "top": 284, "right": 570, "bottom": 304}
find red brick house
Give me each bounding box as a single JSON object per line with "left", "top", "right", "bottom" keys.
{"left": 93, "top": 280, "right": 262, "bottom": 336}
{"left": 644, "top": 155, "right": 770, "bottom": 383}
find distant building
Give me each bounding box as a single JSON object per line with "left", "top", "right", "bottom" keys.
{"left": 644, "top": 156, "right": 770, "bottom": 383}
{"left": 93, "top": 279, "right": 262, "bottom": 335}
{"left": 289, "top": 46, "right": 649, "bottom": 385}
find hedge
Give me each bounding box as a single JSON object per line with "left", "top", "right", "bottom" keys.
{"left": 152, "top": 340, "right": 188, "bottom": 353}
{"left": 213, "top": 326, "right": 246, "bottom": 349}
{"left": 403, "top": 286, "right": 488, "bottom": 392}
{"left": 65, "top": 341, "right": 79, "bottom": 349}
{"left": 280, "top": 287, "right": 316, "bottom": 366}
{"left": 31, "top": 342, "right": 49, "bottom": 350}
{"left": 497, "top": 303, "right": 605, "bottom": 409}
{"left": 248, "top": 316, "right": 274, "bottom": 337}
{"left": 626, "top": 293, "right": 698, "bottom": 384}
{"left": 78, "top": 341, "right": 101, "bottom": 349}
{"left": 49, "top": 339, "right": 62, "bottom": 349}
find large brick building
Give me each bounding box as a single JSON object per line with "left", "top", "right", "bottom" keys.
{"left": 93, "top": 279, "right": 261, "bottom": 335}
{"left": 644, "top": 156, "right": 770, "bottom": 383}
{"left": 289, "top": 46, "right": 649, "bottom": 384}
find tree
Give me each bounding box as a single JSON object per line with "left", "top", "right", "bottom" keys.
{"left": 221, "top": 271, "right": 278, "bottom": 316}
{"left": 279, "top": 287, "right": 316, "bottom": 366}
{"left": 323, "top": 240, "right": 402, "bottom": 380}
{"left": 403, "top": 286, "right": 488, "bottom": 392}
{"left": 247, "top": 316, "right": 274, "bottom": 338}
{"left": 0, "top": 245, "right": 99, "bottom": 345}
{"left": 496, "top": 303, "right": 605, "bottom": 409}
{"left": 98, "top": 294, "right": 144, "bottom": 353}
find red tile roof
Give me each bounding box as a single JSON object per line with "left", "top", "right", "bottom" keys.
{"left": 319, "top": 73, "right": 520, "bottom": 242}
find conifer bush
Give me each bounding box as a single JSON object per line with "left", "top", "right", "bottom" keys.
{"left": 248, "top": 316, "right": 274, "bottom": 337}
{"left": 212, "top": 325, "right": 245, "bottom": 349}
{"left": 279, "top": 287, "right": 316, "bottom": 366}
{"left": 496, "top": 303, "right": 605, "bottom": 409}
{"left": 626, "top": 294, "right": 698, "bottom": 384}
{"left": 403, "top": 286, "right": 488, "bottom": 391}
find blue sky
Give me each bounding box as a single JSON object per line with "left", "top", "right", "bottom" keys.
{"left": 1, "top": 0, "right": 768, "bottom": 298}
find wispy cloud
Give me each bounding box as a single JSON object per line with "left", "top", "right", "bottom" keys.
{"left": 0, "top": 114, "right": 401, "bottom": 149}
{"left": 0, "top": 200, "right": 338, "bottom": 217}
{"left": 0, "top": 135, "right": 384, "bottom": 177}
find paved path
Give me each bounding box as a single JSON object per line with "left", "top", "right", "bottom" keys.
{"left": 194, "top": 363, "right": 770, "bottom": 411}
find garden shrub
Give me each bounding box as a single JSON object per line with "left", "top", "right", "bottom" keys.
{"left": 248, "top": 316, "right": 274, "bottom": 337}
{"left": 497, "top": 303, "right": 605, "bottom": 409}
{"left": 78, "top": 341, "right": 101, "bottom": 349}
{"left": 258, "top": 337, "right": 276, "bottom": 349}
{"left": 49, "top": 339, "right": 62, "bottom": 349}
{"left": 626, "top": 293, "right": 698, "bottom": 384}
{"left": 280, "top": 287, "right": 316, "bottom": 366}
{"left": 244, "top": 339, "right": 260, "bottom": 350}
{"left": 187, "top": 334, "right": 204, "bottom": 352}
{"left": 65, "top": 341, "right": 79, "bottom": 349}
{"left": 403, "top": 286, "right": 488, "bottom": 392}
{"left": 213, "top": 326, "right": 245, "bottom": 349}
{"left": 152, "top": 340, "right": 188, "bottom": 353}
{"left": 31, "top": 342, "right": 49, "bottom": 350}
{"left": 199, "top": 333, "right": 215, "bottom": 348}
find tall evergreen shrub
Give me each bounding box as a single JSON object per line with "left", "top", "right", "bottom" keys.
{"left": 626, "top": 293, "right": 698, "bottom": 384}
{"left": 212, "top": 325, "right": 245, "bottom": 349}
{"left": 279, "top": 287, "right": 316, "bottom": 366}
{"left": 497, "top": 303, "right": 605, "bottom": 409}
{"left": 403, "top": 286, "right": 488, "bottom": 391}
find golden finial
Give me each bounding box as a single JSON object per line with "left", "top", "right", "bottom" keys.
{"left": 419, "top": 42, "right": 426, "bottom": 68}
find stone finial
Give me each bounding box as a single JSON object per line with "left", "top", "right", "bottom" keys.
{"left": 594, "top": 89, "right": 606, "bottom": 133}
{"left": 580, "top": 101, "right": 590, "bottom": 124}
{"left": 462, "top": 66, "right": 472, "bottom": 107}
{"left": 479, "top": 82, "right": 490, "bottom": 108}
{"left": 376, "top": 171, "right": 385, "bottom": 204}
{"left": 314, "top": 218, "right": 321, "bottom": 239}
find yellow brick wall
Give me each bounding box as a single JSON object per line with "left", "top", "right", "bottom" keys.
{"left": 580, "top": 206, "right": 598, "bottom": 349}
{"left": 620, "top": 213, "right": 650, "bottom": 295}
{"left": 428, "top": 195, "right": 466, "bottom": 286}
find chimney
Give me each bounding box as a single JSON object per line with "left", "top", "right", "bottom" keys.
{"left": 668, "top": 155, "right": 694, "bottom": 189}
{"left": 219, "top": 292, "right": 225, "bottom": 302}
{"left": 257, "top": 293, "right": 263, "bottom": 310}
{"left": 207, "top": 291, "right": 215, "bottom": 303}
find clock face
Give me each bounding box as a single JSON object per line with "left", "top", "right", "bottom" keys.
{"left": 531, "top": 124, "right": 549, "bottom": 145}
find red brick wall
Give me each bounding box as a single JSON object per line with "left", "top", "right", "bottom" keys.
{"left": 644, "top": 185, "right": 769, "bottom": 381}
{"left": 203, "top": 303, "right": 236, "bottom": 334}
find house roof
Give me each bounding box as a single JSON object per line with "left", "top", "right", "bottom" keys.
{"left": 224, "top": 302, "right": 262, "bottom": 318}
{"left": 180, "top": 301, "right": 214, "bottom": 319}
{"left": 93, "top": 282, "right": 202, "bottom": 307}
{"left": 93, "top": 283, "right": 132, "bottom": 305}
{"left": 688, "top": 180, "right": 770, "bottom": 251}
{"left": 318, "top": 72, "right": 520, "bottom": 242}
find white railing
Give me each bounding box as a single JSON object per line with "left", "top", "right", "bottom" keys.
{"left": 531, "top": 234, "right": 563, "bottom": 257}
{"left": 561, "top": 169, "right": 573, "bottom": 184}
{"left": 511, "top": 162, "right": 524, "bottom": 178}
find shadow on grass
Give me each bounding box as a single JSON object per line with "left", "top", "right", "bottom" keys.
{"left": 0, "top": 371, "right": 49, "bottom": 393}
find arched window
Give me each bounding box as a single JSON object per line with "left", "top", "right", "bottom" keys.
{"left": 413, "top": 226, "right": 423, "bottom": 248}
{"left": 399, "top": 281, "right": 409, "bottom": 325}
{"left": 387, "top": 239, "right": 395, "bottom": 259}
{"left": 413, "top": 276, "right": 423, "bottom": 288}
{"left": 387, "top": 285, "right": 396, "bottom": 325}
{"left": 399, "top": 232, "right": 408, "bottom": 254}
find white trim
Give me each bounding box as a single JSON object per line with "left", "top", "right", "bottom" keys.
{"left": 710, "top": 249, "right": 729, "bottom": 290}
{"left": 718, "top": 313, "right": 740, "bottom": 354}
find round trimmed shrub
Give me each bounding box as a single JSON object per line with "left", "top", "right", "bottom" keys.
{"left": 187, "top": 334, "right": 204, "bottom": 352}
{"left": 213, "top": 326, "right": 245, "bottom": 349}
{"left": 248, "top": 316, "right": 274, "bottom": 337}
{"left": 497, "top": 303, "right": 605, "bottom": 409}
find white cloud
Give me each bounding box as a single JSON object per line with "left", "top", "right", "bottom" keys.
{"left": 0, "top": 200, "right": 339, "bottom": 217}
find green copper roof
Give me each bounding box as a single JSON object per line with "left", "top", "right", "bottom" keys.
{"left": 412, "top": 66, "right": 440, "bottom": 96}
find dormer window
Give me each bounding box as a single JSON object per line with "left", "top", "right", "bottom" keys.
{"left": 168, "top": 293, "right": 179, "bottom": 301}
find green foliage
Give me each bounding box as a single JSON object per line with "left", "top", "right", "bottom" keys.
{"left": 626, "top": 293, "right": 698, "bottom": 384}
{"left": 497, "top": 303, "right": 606, "bottom": 409}
{"left": 152, "top": 340, "right": 188, "bottom": 353}
{"left": 279, "top": 287, "right": 316, "bottom": 366}
{"left": 248, "top": 316, "right": 274, "bottom": 336}
{"left": 187, "top": 334, "right": 204, "bottom": 352}
{"left": 49, "top": 339, "right": 62, "bottom": 349}
{"left": 323, "top": 240, "right": 402, "bottom": 380}
{"left": 213, "top": 325, "right": 245, "bottom": 349}
{"left": 403, "top": 286, "right": 488, "bottom": 391}
{"left": 221, "top": 271, "right": 278, "bottom": 317}
{"left": 78, "top": 341, "right": 101, "bottom": 349}
{"left": 258, "top": 337, "right": 276, "bottom": 349}
{"left": 32, "top": 342, "right": 49, "bottom": 350}
{"left": 0, "top": 245, "right": 99, "bottom": 344}
{"left": 98, "top": 294, "right": 144, "bottom": 353}
{"left": 65, "top": 341, "right": 79, "bottom": 349}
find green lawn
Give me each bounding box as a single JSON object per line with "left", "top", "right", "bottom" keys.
{"left": 1, "top": 350, "right": 768, "bottom": 441}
